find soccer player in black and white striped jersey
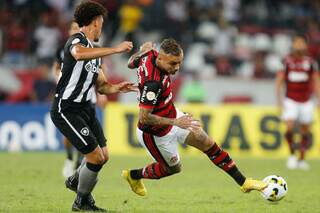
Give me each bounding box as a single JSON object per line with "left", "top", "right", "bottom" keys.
{"left": 50, "top": 1, "right": 136, "bottom": 211}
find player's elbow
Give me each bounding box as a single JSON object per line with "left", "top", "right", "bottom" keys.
{"left": 71, "top": 46, "right": 85, "bottom": 60}
{"left": 73, "top": 53, "right": 83, "bottom": 61}
{"left": 138, "top": 112, "right": 149, "bottom": 125}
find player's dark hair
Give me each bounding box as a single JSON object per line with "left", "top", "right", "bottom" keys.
{"left": 160, "top": 38, "right": 182, "bottom": 56}
{"left": 74, "top": 1, "right": 107, "bottom": 27}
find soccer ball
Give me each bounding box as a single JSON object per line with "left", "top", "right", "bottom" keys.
{"left": 260, "top": 175, "right": 288, "bottom": 201}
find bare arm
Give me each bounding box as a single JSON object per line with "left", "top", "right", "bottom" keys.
{"left": 275, "top": 71, "right": 285, "bottom": 108}
{"left": 52, "top": 61, "right": 61, "bottom": 83}
{"left": 139, "top": 107, "right": 175, "bottom": 126}
{"left": 71, "top": 41, "right": 133, "bottom": 61}
{"left": 139, "top": 108, "right": 201, "bottom": 130}
{"left": 128, "top": 42, "right": 155, "bottom": 69}
{"left": 95, "top": 69, "right": 136, "bottom": 95}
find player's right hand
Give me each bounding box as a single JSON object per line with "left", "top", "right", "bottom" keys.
{"left": 173, "top": 114, "right": 201, "bottom": 131}
{"left": 116, "top": 41, "right": 133, "bottom": 53}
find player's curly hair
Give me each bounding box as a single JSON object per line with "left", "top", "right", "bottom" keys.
{"left": 74, "top": 1, "right": 107, "bottom": 27}
{"left": 160, "top": 38, "right": 182, "bottom": 56}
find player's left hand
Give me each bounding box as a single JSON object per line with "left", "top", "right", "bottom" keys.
{"left": 116, "top": 82, "right": 139, "bottom": 93}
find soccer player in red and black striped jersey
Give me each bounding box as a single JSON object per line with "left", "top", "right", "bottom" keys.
{"left": 122, "top": 38, "right": 267, "bottom": 196}
{"left": 276, "top": 35, "right": 320, "bottom": 170}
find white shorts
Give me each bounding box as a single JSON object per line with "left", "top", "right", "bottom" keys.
{"left": 136, "top": 109, "right": 190, "bottom": 167}
{"left": 282, "top": 98, "right": 314, "bottom": 124}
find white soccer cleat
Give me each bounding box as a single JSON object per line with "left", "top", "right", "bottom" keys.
{"left": 297, "top": 160, "right": 310, "bottom": 170}
{"left": 62, "top": 159, "right": 74, "bottom": 178}
{"left": 286, "top": 155, "right": 298, "bottom": 170}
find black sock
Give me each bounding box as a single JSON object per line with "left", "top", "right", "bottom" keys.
{"left": 204, "top": 143, "right": 246, "bottom": 186}
{"left": 227, "top": 167, "right": 246, "bottom": 186}
{"left": 130, "top": 169, "right": 143, "bottom": 180}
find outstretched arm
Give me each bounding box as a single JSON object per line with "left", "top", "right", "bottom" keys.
{"left": 71, "top": 41, "right": 133, "bottom": 60}
{"left": 95, "top": 69, "right": 137, "bottom": 95}
{"left": 128, "top": 41, "right": 155, "bottom": 69}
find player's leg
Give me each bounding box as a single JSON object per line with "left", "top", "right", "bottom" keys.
{"left": 298, "top": 124, "right": 311, "bottom": 170}
{"left": 297, "top": 100, "right": 313, "bottom": 170}
{"left": 51, "top": 110, "right": 107, "bottom": 211}
{"left": 282, "top": 98, "right": 299, "bottom": 169}
{"left": 66, "top": 114, "right": 108, "bottom": 199}
{"left": 62, "top": 137, "right": 75, "bottom": 178}
{"left": 122, "top": 128, "right": 182, "bottom": 196}
{"left": 184, "top": 128, "right": 267, "bottom": 192}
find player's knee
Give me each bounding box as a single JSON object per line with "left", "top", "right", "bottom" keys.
{"left": 91, "top": 152, "right": 106, "bottom": 165}
{"left": 167, "top": 163, "right": 182, "bottom": 174}
{"left": 97, "top": 155, "right": 106, "bottom": 165}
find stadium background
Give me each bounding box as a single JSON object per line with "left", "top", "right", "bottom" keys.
{"left": 1, "top": 1, "right": 320, "bottom": 213}
{"left": 1, "top": 0, "right": 320, "bottom": 158}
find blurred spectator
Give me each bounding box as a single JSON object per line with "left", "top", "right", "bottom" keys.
{"left": 2, "top": 19, "right": 29, "bottom": 65}
{"left": 252, "top": 51, "right": 274, "bottom": 79}
{"left": 119, "top": 0, "right": 143, "bottom": 52}
{"left": 181, "top": 72, "right": 206, "bottom": 103}
{"left": 33, "top": 11, "right": 61, "bottom": 65}
{"left": 1, "top": 0, "right": 320, "bottom": 103}
{"left": 215, "top": 56, "right": 234, "bottom": 76}
{"left": 30, "top": 64, "right": 56, "bottom": 102}
{"left": 212, "top": 17, "right": 236, "bottom": 57}
{"left": 164, "top": 0, "right": 188, "bottom": 42}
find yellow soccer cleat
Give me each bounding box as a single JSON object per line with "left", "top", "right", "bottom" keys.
{"left": 122, "top": 170, "right": 147, "bottom": 196}
{"left": 240, "top": 178, "right": 268, "bottom": 193}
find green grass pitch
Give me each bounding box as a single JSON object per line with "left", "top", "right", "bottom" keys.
{"left": 0, "top": 152, "right": 319, "bottom": 213}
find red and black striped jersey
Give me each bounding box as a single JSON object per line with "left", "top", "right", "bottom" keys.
{"left": 282, "top": 55, "right": 318, "bottom": 102}
{"left": 129, "top": 50, "right": 176, "bottom": 136}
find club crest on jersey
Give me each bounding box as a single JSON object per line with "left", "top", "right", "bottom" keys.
{"left": 80, "top": 127, "right": 89, "bottom": 136}
{"left": 85, "top": 60, "right": 99, "bottom": 73}
{"left": 146, "top": 91, "right": 156, "bottom": 101}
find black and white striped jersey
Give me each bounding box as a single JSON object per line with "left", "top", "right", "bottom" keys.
{"left": 55, "top": 32, "right": 101, "bottom": 103}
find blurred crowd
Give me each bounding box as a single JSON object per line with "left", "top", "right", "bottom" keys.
{"left": 1, "top": 0, "right": 320, "bottom": 103}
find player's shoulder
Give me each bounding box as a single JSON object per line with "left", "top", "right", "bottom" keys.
{"left": 139, "top": 50, "right": 159, "bottom": 79}
{"left": 66, "top": 32, "right": 88, "bottom": 47}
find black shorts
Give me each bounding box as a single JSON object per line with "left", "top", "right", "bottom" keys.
{"left": 50, "top": 98, "right": 106, "bottom": 154}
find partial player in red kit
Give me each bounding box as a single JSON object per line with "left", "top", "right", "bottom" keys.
{"left": 276, "top": 35, "right": 320, "bottom": 170}
{"left": 121, "top": 38, "right": 267, "bottom": 196}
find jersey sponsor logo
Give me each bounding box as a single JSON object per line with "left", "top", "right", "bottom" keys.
{"left": 80, "top": 127, "right": 89, "bottom": 136}
{"left": 288, "top": 71, "right": 309, "bottom": 82}
{"left": 85, "top": 60, "right": 99, "bottom": 74}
